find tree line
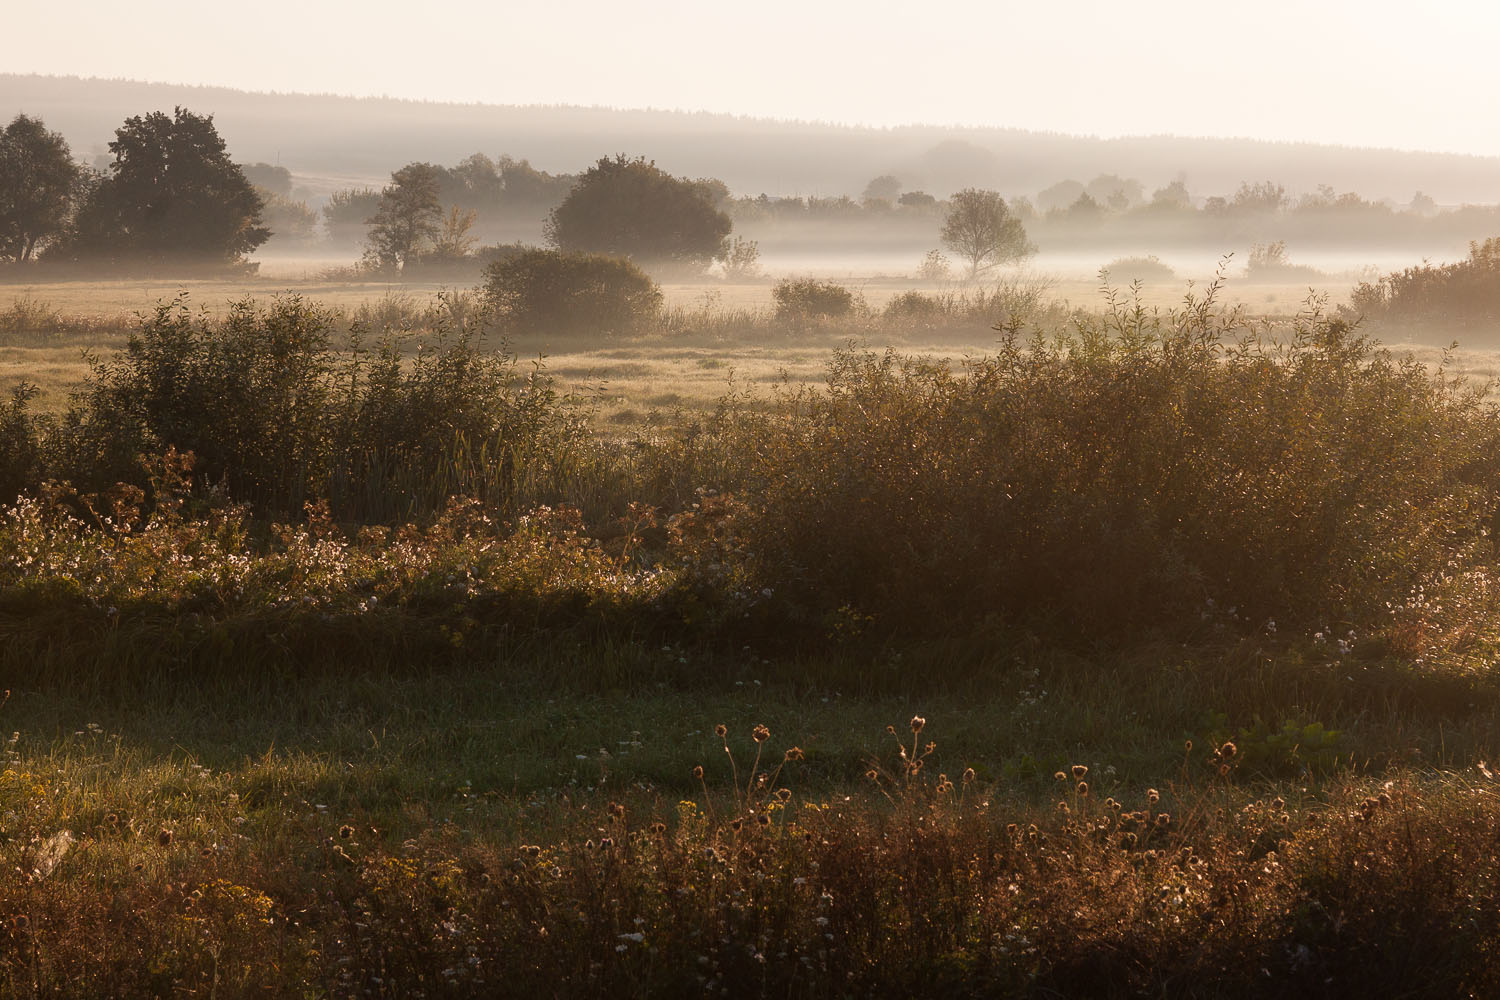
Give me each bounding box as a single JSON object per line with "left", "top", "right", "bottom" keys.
{"left": 0, "top": 108, "right": 267, "bottom": 268}
{"left": 0, "top": 108, "right": 1041, "bottom": 279}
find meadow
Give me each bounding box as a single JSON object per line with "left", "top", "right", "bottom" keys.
{"left": 6, "top": 265, "right": 1500, "bottom": 996}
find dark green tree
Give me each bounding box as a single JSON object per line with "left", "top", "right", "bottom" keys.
{"left": 61, "top": 107, "right": 268, "bottom": 266}
{"left": 0, "top": 114, "right": 82, "bottom": 262}
{"left": 545, "top": 155, "right": 731, "bottom": 269}
{"left": 363, "top": 163, "right": 442, "bottom": 271}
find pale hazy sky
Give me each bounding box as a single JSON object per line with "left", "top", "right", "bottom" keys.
{"left": 12, "top": 0, "right": 1500, "bottom": 155}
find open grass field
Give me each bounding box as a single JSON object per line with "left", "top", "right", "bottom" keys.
{"left": 5, "top": 267, "right": 1488, "bottom": 428}
{"left": 9, "top": 266, "right": 1500, "bottom": 995}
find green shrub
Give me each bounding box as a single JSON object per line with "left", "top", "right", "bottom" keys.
{"left": 772, "top": 278, "right": 855, "bottom": 320}
{"left": 53, "top": 294, "right": 336, "bottom": 512}
{"left": 48, "top": 293, "right": 591, "bottom": 522}
{"left": 482, "top": 247, "right": 663, "bottom": 337}
{"left": 0, "top": 382, "right": 42, "bottom": 503}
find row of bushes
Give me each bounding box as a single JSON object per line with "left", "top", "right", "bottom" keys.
{"left": 4, "top": 285, "right": 1499, "bottom": 651}
{"left": 1346, "top": 237, "right": 1500, "bottom": 331}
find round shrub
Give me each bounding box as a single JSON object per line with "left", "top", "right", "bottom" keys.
{"left": 482, "top": 248, "right": 663, "bottom": 338}
{"left": 883, "top": 290, "right": 947, "bottom": 325}
{"left": 1102, "top": 255, "right": 1176, "bottom": 283}
{"left": 772, "top": 278, "right": 855, "bottom": 320}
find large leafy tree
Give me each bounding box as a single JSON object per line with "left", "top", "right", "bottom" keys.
{"left": 939, "top": 188, "right": 1035, "bottom": 279}
{"left": 363, "top": 163, "right": 442, "bottom": 271}
{"left": 0, "top": 114, "right": 81, "bottom": 262}
{"left": 63, "top": 107, "right": 268, "bottom": 266}
{"left": 545, "top": 155, "right": 732, "bottom": 269}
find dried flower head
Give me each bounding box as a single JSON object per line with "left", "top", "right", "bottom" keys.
{"left": 1071, "top": 765, "right": 1088, "bottom": 780}
{"left": 1147, "top": 788, "right": 1160, "bottom": 806}
{"left": 775, "top": 788, "right": 792, "bottom": 803}
{"left": 785, "top": 747, "right": 804, "bottom": 761}
{"left": 339, "top": 825, "right": 354, "bottom": 840}
{"left": 752, "top": 724, "right": 770, "bottom": 744}
{"left": 715, "top": 724, "right": 727, "bottom": 739}
{"left": 1054, "top": 771, "right": 1068, "bottom": 782}
{"left": 910, "top": 716, "right": 926, "bottom": 735}
{"left": 1076, "top": 781, "right": 1089, "bottom": 797}
{"left": 865, "top": 768, "right": 880, "bottom": 782}
{"left": 962, "top": 767, "right": 976, "bottom": 784}
{"left": 1220, "top": 741, "right": 1237, "bottom": 759}
{"left": 1155, "top": 813, "right": 1171, "bottom": 828}
{"left": 608, "top": 801, "right": 626, "bottom": 820}
{"left": 693, "top": 765, "right": 704, "bottom": 780}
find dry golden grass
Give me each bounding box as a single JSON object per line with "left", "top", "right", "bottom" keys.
{"left": 7, "top": 272, "right": 1498, "bottom": 426}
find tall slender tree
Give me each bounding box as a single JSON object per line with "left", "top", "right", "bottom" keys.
{"left": 363, "top": 163, "right": 442, "bottom": 271}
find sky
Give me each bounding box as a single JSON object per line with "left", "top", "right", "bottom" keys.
{"left": 10, "top": 0, "right": 1500, "bottom": 156}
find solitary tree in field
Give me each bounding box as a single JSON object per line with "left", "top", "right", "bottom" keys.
{"left": 364, "top": 163, "right": 443, "bottom": 271}
{"left": 940, "top": 188, "right": 1035, "bottom": 279}
{"left": 0, "top": 114, "right": 82, "bottom": 262}
{"left": 545, "top": 155, "right": 731, "bottom": 270}
{"left": 61, "top": 107, "right": 268, "bottom": 266}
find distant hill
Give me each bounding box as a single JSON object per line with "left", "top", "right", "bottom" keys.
{"left": 5, "top": 73, "right": 1500, "bottom": 205}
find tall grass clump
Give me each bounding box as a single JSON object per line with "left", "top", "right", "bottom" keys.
{"left": 729, "top": 282, "right": 1500, "bottom": 639}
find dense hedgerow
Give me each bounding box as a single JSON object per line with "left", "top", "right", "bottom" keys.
{"left": 1347, "top": 236, "right": 1500, "bottom": 331}
{"left": 728, "top": 286, "right": 1500, "bottom": 636}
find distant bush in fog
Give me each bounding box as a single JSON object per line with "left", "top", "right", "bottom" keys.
{"left": 1246, "top": 241, "right": 1324, "bottom": 282}
{"left": 1102, "top": 255, "right": 1176, "bottom": 283}
{"left": 772, "top": 278, "right": 855, "bottom": 320}
{"left": 1347, "top": 237, "right": 1500, "bottom": 331}
{"left": 482, "top": 247, "right": 663, "bottom": 337}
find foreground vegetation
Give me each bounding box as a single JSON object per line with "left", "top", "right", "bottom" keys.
{"left": 7, "top": 275, "right": 1500, "bottom": 995}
